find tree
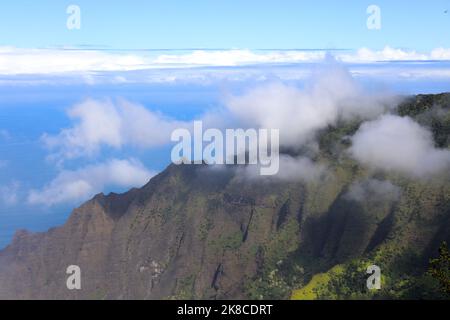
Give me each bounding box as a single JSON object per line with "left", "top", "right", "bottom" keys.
{"left": 428, "top": 241, "right": 450, "bottom": 295}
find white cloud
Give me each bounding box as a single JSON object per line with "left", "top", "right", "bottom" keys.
{"left": 43, "top": 99, "right": 187, "bottom": 161}
{"left": 43, "top": 99, "right": 122, "bottom": 158}
{"left": 224, "top": 62, "right": 397, "bottom": 147}
{"left": 339, "top": 46, "right": 450, "bottom": 63}
{"left": 153, "top": 49, "right": 325, "bottom": 66}
{"left": 154, "top": 47, "right": 450, "bottom": 66}
{"left": 341, "top": 46, "right": 428, "bottom": 62}
{"left": 0, "top": 47, "right": 148, "bottom": 75}
{"left": 1, "top": 46, "right": 450, "bottom": 76}
{"left": 27, "top": 158, "right": 154, "bottom": 206}
{"left": 430, "top": 47, "right": 450, "bottom": 60}
{"left": 0, "top": 181, "right": 20, "bottom": 206}
{"left": 349, "top": 115, "right": 450, "bottom": 177}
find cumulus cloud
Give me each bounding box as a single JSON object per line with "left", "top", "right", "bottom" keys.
{"left": 225, "top": 62, "right": 397, "bottom": 148}
{"left": 349, "top": 115, "right": 450, "bottom": 177}
{"left": 27, "top": 158, "right": 154, "bottom": 206}
{"left": 43, "top": 99, "right": 187, "bottom": 161}
{"left": 344, "top": 179, "right": 401, "bottom": 203}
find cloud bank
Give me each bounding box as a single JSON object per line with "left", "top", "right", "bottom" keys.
{"left": 1, "top": 46, "right": 450, "bottom": 75}
{"left": 340, "top": 47, "right": 450, "bottom": 62}
{"left": 0, "top": 47, "right": 148, "bottom": 75}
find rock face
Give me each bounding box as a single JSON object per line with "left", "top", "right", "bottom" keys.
{"left": 0, "top": 165, "right": 306, "bottom": 299}
{"left": 0, "top": 93, "right": 449, "bottom": 300}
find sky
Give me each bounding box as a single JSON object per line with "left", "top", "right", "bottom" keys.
{"left": 0, "top": 0, "right": 449, "bottom": 50}
{"left": 0, "top": 1, "right": 450, "bottom": 248}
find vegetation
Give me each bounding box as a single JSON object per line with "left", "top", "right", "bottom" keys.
{"left": 428, "top": 241, "right": 450, "bottom": 296}
{"left": 247, "top": 93, "right": 450, "bottom": 300}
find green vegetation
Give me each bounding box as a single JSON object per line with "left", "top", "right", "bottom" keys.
{"left": 291, "top": 265, "right": 344, "bottom": 300}
{"left": 428, "top": 241, "right": 450, "bottom": 296}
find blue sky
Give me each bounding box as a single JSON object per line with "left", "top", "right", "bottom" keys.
{"left": 0, "top": 0, "right": 449, "bottom": 50}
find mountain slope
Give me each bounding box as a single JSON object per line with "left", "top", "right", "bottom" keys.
{"left": 0, "top": 93, "right": 449, "bottom": 300}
